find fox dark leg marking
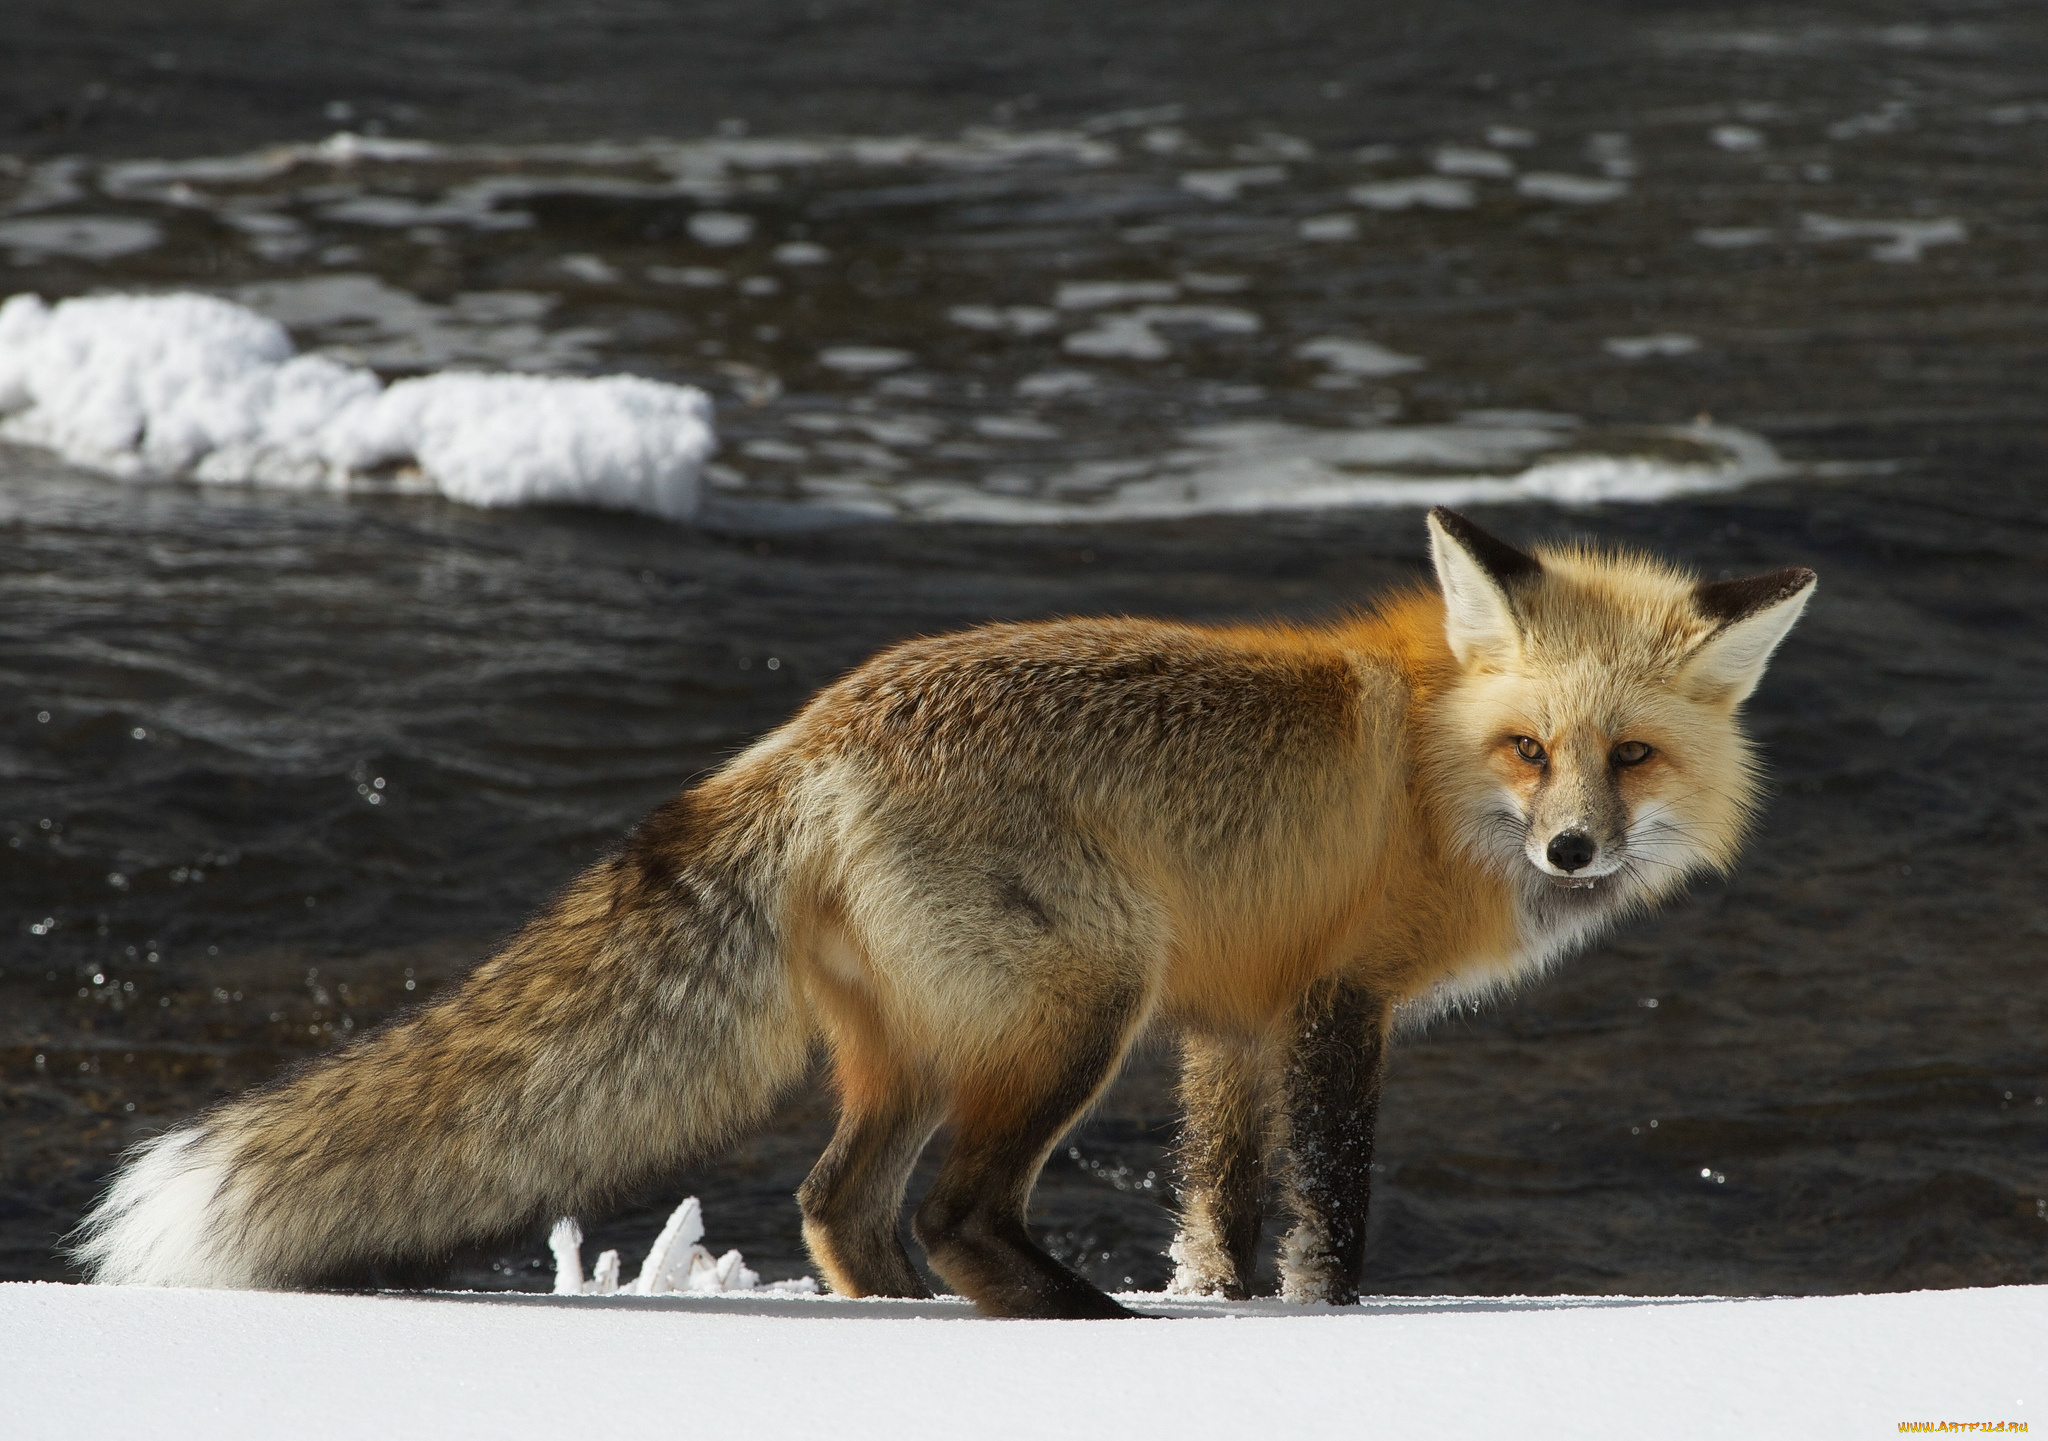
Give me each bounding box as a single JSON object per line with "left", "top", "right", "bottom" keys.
{"left": 912, "top": 987, "right": 1144, "bottom": 1320}
{"left": 799, "top": 1088, "right": 944, "bottom": 1298}
{"left": 1277, "top": 979, "right": 1388, "bottom": 1306}
{"left": 1169, "top": 1035, "right": 1277, "bottom": 1299}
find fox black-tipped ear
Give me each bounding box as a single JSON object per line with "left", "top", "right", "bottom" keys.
{"left": 1683, "top": 566, "right": 1817, "bottom": 706}
{"left": 1425, "top": 507, "right": 1541, "bottom": 665}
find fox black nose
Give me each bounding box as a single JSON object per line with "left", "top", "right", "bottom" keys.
{"left": 1546, "top": 831, "right": 1597, "bottom": 873}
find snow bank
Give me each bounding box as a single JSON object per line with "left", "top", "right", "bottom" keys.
{"left": 0, "top": 292, "right": 714, "bottom": 521}
{"left": 2, "top": 1280, "right": 2037, "bottom": 1439}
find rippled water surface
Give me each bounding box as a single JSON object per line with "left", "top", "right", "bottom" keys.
{"left": 2, "top": 0, "right": 2045, "bottom": 1294}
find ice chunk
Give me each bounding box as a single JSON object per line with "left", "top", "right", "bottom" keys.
{"left": 1604, "top": 333, "right": 1700, "bottom": 360}
{"left": 0, "top": 216, "right": 164, "bottom": 262}
{"left": 0, "top": 291, "right": 713, "bottom": 521}
{"left": 558, "top": 253, "right": 621, "bottom": 283}
{"left": 1298, "top": 215, "right": 1359, "bottom": 242}
{"left": 948, "top": 304, "right": 1059, "bottom": 335}
{"left": 1800, "top": 213, "right": 1966, "bottom": 263}
{"left": 1055, "top": 281, "right": 1178, "bottom": 310}
{"left": 1296, "top": 337, "right": 1425, "bottom": 377}
{"left": 1015, "top": 368, "right": 1097, "bottom": 398}
{"left": 1177, "top": 167, "right": 1286, "bottom": 201}
{"left": 818, "top": 346, "right": 913, "bottom": 374}
{"left": 687, "top": 211, "right": 755, "bottom": 246}
{"left": 1349, "top": 177, "right": 1475, "bottom": 211}
{"left": 1695, "top": 226, "right": 1773, "bottom": 248}
{"left": 1064, "top": 305, "right": 1258, "bottom": 361}
{"left": 1516, "top": 173, "right": 1628, "bottom": 204}
{"left": 1433, "top": 147, "right": 1514, "bottom": 178}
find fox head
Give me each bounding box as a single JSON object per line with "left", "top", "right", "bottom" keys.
{"left": 1421, "top": 507, "right": 1814, "bottom": 917}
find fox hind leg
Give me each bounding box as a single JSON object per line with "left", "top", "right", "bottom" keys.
{"left": 912, "top": 980, "right": 1146, "bottom": 1319}
{"left": 798, "top": 1083, "right": 944, "bottom": 1299}
{"left": 1169, "top": 1034, "right": 1278, "bottom": 1299}
{"left": 1277, "top": 979, "right": 1388, "bottom": 1306}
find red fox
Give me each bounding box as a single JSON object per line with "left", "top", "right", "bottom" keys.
{"left": 74, "top": 509, "right": 1814, "bottom": 1317}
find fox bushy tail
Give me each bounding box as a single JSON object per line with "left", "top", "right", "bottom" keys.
{"left": 74, "top": 782, "right": 815, "bottom": 1288}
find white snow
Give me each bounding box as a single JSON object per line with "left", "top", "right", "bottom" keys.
{"left": 0, "top": 291, "right": 714, "bottom": 520}
{"left": 2, "top": 1280, "right": 2036, "bottom": 1439}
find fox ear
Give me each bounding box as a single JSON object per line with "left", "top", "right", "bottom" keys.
{"left": 1682, "top": 567, "right": 1818, "bottom": 706}
{"left": 1426, "top": 507, "right": 1541, "bottom": 666}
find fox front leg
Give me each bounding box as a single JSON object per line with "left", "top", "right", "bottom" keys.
{"left": 1277, "top": 979, "right": 1389, "bottom": 1305}
{"left": 1168, "top": 1035, "right": 1278, "bottom": 1299}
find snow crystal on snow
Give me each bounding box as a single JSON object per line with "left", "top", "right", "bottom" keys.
{"left": 549, "top": 1197, "right": 818, "bottom": 1299}
{"left": 0, "top": 291, "right": 714, "bottom": 520}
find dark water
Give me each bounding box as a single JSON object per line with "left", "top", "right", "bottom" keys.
{"left": 2, "top": 0, "right": 2045, "bottom": 1295}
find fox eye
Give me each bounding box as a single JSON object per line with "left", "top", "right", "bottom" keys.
{"left": 1513, "top": 736, "right": 1547, "bottom": 764}
{"left": 1613, "top": 740, "right": 1654, "bottom": 767}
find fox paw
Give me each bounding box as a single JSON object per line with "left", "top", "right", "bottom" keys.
{"left": 1277, "top": 1227, "right": 1360, "bottom": 1306}
{"left": 1164, "top": 1230, "right": 1244, "bottom": 1299}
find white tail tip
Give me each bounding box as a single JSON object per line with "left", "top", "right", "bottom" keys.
{"left": 72, "top": 1127, "right": 260, "bottom": 1288}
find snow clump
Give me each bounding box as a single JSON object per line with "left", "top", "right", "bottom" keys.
{"left": 0, "top": 291, "right": 715, "bottom": 521}
{"left": 548, "top": 1197, "right": 818, "bottom": 1298}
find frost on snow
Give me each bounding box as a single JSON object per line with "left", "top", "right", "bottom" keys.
{"left": 549, "top": 1198, "right": 818, "bottom": 1298}
{"left": 0, "top": 291, "right": 715, "bottom": 521}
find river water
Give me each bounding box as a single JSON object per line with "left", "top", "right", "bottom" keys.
{"left": 1, "top": 0, "right": 2043, "bottom": 1294}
